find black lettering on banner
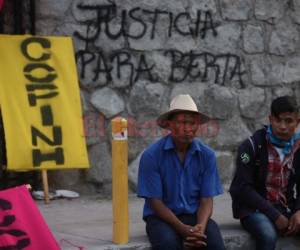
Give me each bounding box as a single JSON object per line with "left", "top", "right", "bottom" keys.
{"left": 26, "top": 83, "right": 58, "bottom": 91}
{"left": 40, "top": 105, "right": 53, "bottom": 126}
{"left": 23, "top": 63, "right": 57, "bottom": 83}
{"left": 0, "top": 199, "right": 12, "bottom": 210}
{"left": 20, "top": 37, "right": 51, "bottom": 61}
{"left": 0, "top": 199, "right": 31, "bottom": 249}
{"left": 0, "top": 238, "right": 31, "bottom": 250}
{"left": 0, "top": 200, "right": 14, "bottom": 228}
{"left": 31, "top": 126, "right": 62, "bottom": 146}
{"left": 16, "top": 239, "right": 31, "bottom": 249}
{"left": 20, "top": 36, "right": 65, "bottom": 167}
{"left": 28, "top": 92, "right": 59, "bottom": 107}
{"left": 0, "top": 229, "right": 27, "bottom": 236}
{"left": 32, "top": 148, "right": 64, "bottom": 166}
{"left": 0, "top": 215, "right": 15, "bottom": 227}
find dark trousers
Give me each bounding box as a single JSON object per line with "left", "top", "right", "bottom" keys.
{"left": 241, "top": 212, "right": 278, "bottom": 250}
{"left": 240, "top": 205, "right": 292, "bottom": 250}
{"left": 145, "top": 214, "right": 225, "bottom": 250}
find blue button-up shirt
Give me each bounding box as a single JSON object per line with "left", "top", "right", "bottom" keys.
{"left": 137, "top": 135, "right": 223, "bottom": 218}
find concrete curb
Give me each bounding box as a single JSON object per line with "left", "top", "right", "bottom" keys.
{"left": 38, "top": 193, "right": 300, "bottom": 250}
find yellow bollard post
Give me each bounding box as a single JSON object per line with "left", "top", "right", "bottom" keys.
{"left": 111, "top": 117, "right": 129, "bottom": 244}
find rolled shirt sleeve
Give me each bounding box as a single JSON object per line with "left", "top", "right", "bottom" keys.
{"left": 137, "top": 151, "right": 162, "bottom": 199}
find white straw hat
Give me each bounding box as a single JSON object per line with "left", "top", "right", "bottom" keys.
{"left": 157, "top": 94, "right": 210, "bottom": 128}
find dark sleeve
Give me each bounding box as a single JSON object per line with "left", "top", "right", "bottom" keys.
{"left": 293, "top": 151, "right": 300, "bottom": 212}
{"left": 230, "top": 139, "right": 281, "bottom": 222}
{"left": 294, "top": 191, "right": 300, "bottom": 212}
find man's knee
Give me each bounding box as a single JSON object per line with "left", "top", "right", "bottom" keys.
{"left": 146, "top": 216, "right": 182, "bottom": 250}
{"left": 205, "top": 219, "right": 225, "bottom": 250}
{"left": 152, "top": 235, "right": 182, "bottom": 250}
{"left": 259, "top": 229, "right": 277, "bottom": 245}
{"left": 150, "top": 229, "right": 182, "bottom": 250}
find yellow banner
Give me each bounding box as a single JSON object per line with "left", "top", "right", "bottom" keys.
{"left": 0, "top": 35, "right": 89, "bottom": 170}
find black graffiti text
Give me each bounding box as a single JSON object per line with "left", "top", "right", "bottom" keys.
{"left": 165, "top": 50, "right": 245, "bottom": 87}
{"left": 74, "top": 3, "right": 218, "bottom": 46}
{"left": 76, "top": 49, "right": 245, "bottom": 87}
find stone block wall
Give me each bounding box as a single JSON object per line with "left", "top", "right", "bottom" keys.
{"left": 2, "top": 0, "right": 300, "bottom": 194}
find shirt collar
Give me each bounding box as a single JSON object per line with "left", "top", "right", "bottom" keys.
{"left": 163, "top": 134, "right": 202, "bottom": 153}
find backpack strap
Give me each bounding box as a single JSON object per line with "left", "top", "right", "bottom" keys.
{"left": 248, "top": 136, "right": 256, "bottom": 156}
{"left": 249, "top": 129, "right": 268, "bottom": 185}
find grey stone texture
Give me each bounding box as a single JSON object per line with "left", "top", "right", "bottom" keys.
{"left": 187, "top": 0, "right": 218, "bottom": 18}
{"left": 268, "top": 18, "right": 299, "bottom": 56}
{"left": 238, "top": 87, "right": 267, "bottom": 119}
{"left": 254, "top": 0, "right": 288, "bottom": 23}
{"left": 3, "top": 0, "right": 300, "bottom": 193}
{"left": 36, "top": 1, "right": 72, "bottom": 20}
{"left": 203, "top": 86, "right": 237, "bottom": 120}
{"left": 291, "top": 0, "right": 300, "bottom": 24}
{"left": 243, "top": 24, "right": 264, "bottom": 53}
{"left": 128, "top": 151, "right": 143, "bottom": 190}
{"left": 220, "top": 0, "right": 252, "bottom": 21}
{"left": 85, "top": 141, "right": 112, "bottom": 193}
{"left": 197, "top": 22, "right": 242, "bottom": 54}
{"left": 216, "top": 151, "right": 235, "bottom": 184}
{"left": 207, "top": 115, "right": 251, "bottom": 150}
{"left": 128, "top": 81, "right": 168, "bottom": 117}
{"left": 91, "top": 88, "right": 125, "bottom": 118}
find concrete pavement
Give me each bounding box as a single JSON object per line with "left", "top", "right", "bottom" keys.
{"left": 37, "top": 192, "right": 300, "bottom": 250}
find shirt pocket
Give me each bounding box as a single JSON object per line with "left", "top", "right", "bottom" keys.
{"left": 186, "top": 176, "right": 202, "bottom": 205}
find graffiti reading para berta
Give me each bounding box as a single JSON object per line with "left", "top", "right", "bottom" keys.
{"left": 0, "top": 35, "right": 89, "bottom": 171}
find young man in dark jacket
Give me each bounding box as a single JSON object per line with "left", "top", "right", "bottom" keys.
{"left": 230, "top": 96, "right": 300, "bottom": 250}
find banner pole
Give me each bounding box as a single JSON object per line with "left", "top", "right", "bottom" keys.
{"left": 111, "top": 117, "right": 129, "bottom": 244}
{"left": 42, "top": 169, "right": 50, "bottom": 204}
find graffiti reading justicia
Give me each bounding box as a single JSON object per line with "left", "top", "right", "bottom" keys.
{"left": 74, "top": 3, "right": 245, "bottom": 87}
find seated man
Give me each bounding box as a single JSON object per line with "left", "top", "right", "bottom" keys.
{"left": 137, "top": 94, "right": 225, "bottom": 250}
{"left": 230, "top": 96, "right": 300, "bottom": 250}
